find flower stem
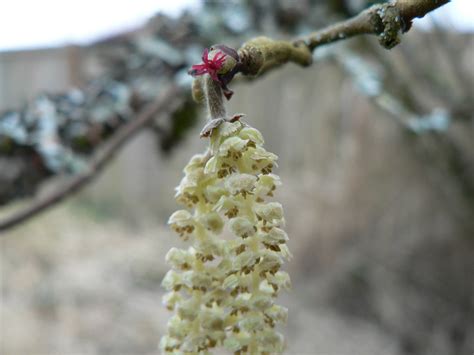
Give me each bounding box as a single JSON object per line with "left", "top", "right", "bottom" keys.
{"left": 204, "top": 75, "right": 226, "bottom": 120}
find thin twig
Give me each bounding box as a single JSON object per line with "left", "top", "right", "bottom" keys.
{"left": 0, "top": 86, "right": 181, "bottom": 233}
{"left": 300, "top": 0, "right": 451, "bottom": 51}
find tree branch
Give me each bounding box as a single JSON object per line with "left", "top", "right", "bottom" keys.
{"left": 191, "top": 0, "right": 450, "bottom": 99}
{"left": 302, "top": 0, "right": 450, "bottom": 50}
{"left": 0, "top": 86, "right": 181, "bottom": 233}
{"left": 314, "top": 0, "right": 450, "bottom": 47}
{"left": 248, "top": 0, "right": 449, "bottom": 75}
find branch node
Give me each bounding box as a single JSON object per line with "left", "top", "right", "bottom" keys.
{"left": 238, "top": 36, "right": 313, "bottom": 77}
{"left": 369, "top": 6, "right": 385, "bottom": 34}
{"left": 374, "top": 4, "right": 403, "bottom": 49}
{"left": 238, "top": 43, "right": 265, "bottom": 76}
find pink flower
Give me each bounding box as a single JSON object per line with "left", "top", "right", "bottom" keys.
{"left": 188, "top": 45, "right": 240, "bottom": 100}
{"left": 188, "top": 48, "right": 227, "bottom": 82}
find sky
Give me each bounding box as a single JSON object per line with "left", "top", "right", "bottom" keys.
{"left": 0, "top": 0, "right": 472, "bottom": 51}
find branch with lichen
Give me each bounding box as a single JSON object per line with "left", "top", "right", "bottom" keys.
{"left": 0, "top": 87, "right": 181, "bottom": 233}
{"left": 302, "top": 0, "right": 450, "bottom": 50}
{"left": 191, "top": 0, "right": 449, "bottom": 100}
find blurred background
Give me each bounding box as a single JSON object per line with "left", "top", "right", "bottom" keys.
{"left": 0, "top": 1, "right": 473, "bottom": 354}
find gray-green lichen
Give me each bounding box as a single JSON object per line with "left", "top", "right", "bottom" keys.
{"left": 374, "top": 4, "right": 403, "bottom": 49}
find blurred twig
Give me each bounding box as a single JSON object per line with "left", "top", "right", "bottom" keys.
{"left": 330, "top": 45, "right": 474, "bottom": 234}
{"left": 0, "top": 86, "right": 181, "bottom": 233}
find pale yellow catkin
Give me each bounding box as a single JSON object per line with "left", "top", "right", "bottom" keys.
{"left": 161, "top": 119, "right": 291, "bottom": 354}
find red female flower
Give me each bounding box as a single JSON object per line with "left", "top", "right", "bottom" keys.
{"left": 188, "top": 48, "right": 227, "bottom": 82}
{"left": 188, "top": 45, "right": 240, "bottom": 100}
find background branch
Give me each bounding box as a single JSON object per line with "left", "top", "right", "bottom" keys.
{"left": 0, "top": 86, "right": 180, "bottom": 233}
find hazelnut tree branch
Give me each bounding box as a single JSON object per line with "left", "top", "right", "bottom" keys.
{"left": 0, "top": 86, "right": 181, "bottom": 233}
{"left": 191, "top": 0, "right": 449, "bottom": 99}
{"left": 219, "top": 0, "right": 449, "bottom": 88}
